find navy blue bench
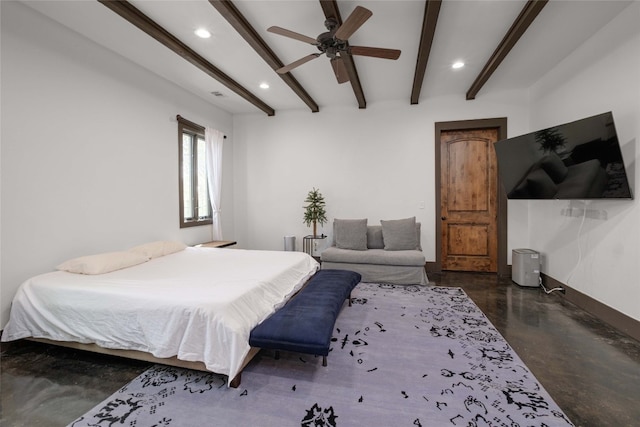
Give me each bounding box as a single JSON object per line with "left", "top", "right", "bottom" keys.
{"left": 249, "top": 269, "right": 361, "bottom": 366}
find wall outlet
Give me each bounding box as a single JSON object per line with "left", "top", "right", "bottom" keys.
{"left": 588, "top": 209, "right": 608, "bottom": 220}
{"left": 561, "top": 208, "right": 607, "bottom": 220}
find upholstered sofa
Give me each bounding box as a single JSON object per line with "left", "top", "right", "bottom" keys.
{"left": 320, "top": 217, "right": 428, "bottom": 285}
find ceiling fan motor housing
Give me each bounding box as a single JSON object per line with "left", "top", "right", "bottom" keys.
{"left": 316, "top": 30, "right": 347, "bottom": 58}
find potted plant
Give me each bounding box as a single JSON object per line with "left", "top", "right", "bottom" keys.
{"left": 303, "top": 188, "right": 327, "bottom": 237}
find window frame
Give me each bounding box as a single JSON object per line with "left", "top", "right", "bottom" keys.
{"left": 178, "top": 116, "right": 212, "bottom": 228}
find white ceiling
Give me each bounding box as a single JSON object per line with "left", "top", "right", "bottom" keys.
{"left": 21, "top": 0, "right": 632, "bottom": 115}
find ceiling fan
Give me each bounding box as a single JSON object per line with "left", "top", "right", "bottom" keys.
{"left": 267, "top": 6, "right": 401, "bottom": 84}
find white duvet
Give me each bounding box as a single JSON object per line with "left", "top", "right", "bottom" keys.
{"left": 1, "top": 247, "right": 319, "bottom": 384}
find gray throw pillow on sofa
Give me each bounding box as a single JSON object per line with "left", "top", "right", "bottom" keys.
{"left": 366, "top": 225, "right": 385, "bottom": 249}
{"left": 334, "top": 219, "right": 368, "bottom": 250}
{"left": 381, "top": 217, "right": 418, "bottom": 251}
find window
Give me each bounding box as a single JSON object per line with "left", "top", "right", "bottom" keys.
{"left": 178, "top": 116, "right": 212, "bottom": 228}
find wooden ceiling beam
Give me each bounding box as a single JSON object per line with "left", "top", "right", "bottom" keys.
{"left": 411, "top": 0, "right": 442, "bottom": 105}
{"left": 466, "top": 0, "right": 548, "bottom": 100}
{"left": 319, "top": 0, "right": 366, "bottom": 109}
{"left": 98, "top": 0, "right": 275, "bottom": 116}
{"left": 209, "top": 0, "right": 319, "bottom": 113}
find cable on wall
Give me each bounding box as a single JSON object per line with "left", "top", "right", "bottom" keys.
{"left": 557, "top": 205, "right": 588, "bottom": 292}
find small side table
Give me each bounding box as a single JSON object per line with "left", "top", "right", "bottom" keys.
{"left": 195, "top": 240, "right": 237, "bottom": 249}
{"left": 303, "top": 235, "right": 327, "bottom": 261}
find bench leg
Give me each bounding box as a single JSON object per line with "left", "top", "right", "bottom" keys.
{"left": 275, "top": 350, "right": 280, "bottom": 360}
{"left": 322, "top": 356, "right": 327, "bottom": 367}
{"left": 229, "top": 373, "right": 241, "bottom": 388}
{"left": 348, "top": 292, "right": 352, "bottom": 307}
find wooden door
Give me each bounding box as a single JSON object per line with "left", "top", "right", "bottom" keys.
{"left": 440, "top": 128, "right": 499, "bottom": 272}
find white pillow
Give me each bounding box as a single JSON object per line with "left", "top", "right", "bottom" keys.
{"left": 57, "top": 251, "right": 150, "bottom": 275}
{"left": 128, "top": 240, "right": 187, "bottom": 259}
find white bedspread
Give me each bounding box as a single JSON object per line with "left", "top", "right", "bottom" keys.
{"left": 1, "top": 248, "right": 319, "bottom": 383}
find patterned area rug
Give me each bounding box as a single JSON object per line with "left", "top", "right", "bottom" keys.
{"left": 68, "top": 284, "right": 574, "bottom": 427}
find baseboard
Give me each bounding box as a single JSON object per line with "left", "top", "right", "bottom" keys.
{"left": 502, "top": 264, "right": 512, "bottom": 280}
{"left": 542, "top": 274, "right": 640, "bottom": 342}
{"left": 425, "top": 261, "right": 439, "bottom": 273}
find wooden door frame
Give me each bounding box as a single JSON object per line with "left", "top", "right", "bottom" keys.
{"left": 431, "top": 117, "right": 508, "bottom": 277}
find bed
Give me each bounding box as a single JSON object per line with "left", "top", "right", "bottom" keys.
{"left": 1, "top": 245, "right": 319, "bottom": 386}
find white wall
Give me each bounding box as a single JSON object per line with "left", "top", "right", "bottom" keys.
{"left": 7, "top": 0, "right": 635, "bottom": 334}
{"left": 0, "top": 2, "right": 234, "bottom": 326}
{"left": 233, "top": 93, "right": 530, "bottom": 260}
{"left": 528, "top": 2, "right": 640, "bottom": 321}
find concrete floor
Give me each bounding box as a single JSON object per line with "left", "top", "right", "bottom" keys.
{"left": 2, "top": 272, "right": 639, "bottom": 426}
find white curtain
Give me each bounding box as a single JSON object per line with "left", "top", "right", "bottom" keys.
{"left": 205, "top": 127, "right": 224, "bottom": 240}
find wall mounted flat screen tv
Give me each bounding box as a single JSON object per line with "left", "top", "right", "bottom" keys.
{"left": 494, "top": 112, "right": 633, "bottom": 199}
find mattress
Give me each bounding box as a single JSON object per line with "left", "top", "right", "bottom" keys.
{"left": 1, "top": 247, "right": 319, "bottom": 383}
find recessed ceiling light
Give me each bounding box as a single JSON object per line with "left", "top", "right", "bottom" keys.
{"left": 452, "top": 61, "right": 465, "bottom": 69}
{"left": 195, "top": 28, "right": 211, "bottom": 39}
{"left": 259, "top": 82, "right": 270, "bottom": 89}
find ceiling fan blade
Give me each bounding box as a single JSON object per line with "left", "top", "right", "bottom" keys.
{"left": 334, "top": 6, "right": 372, "bottom": 41}
{"left": 349, "top": 46, "right": 401, "bottom": 60}
{"left": 267, "top": 26, "right": 318, "bottom": 45}
{"left": 276, "top": 53, "right": 321, "bottom": 74}
{"left": 330, "top": 57, "right": 349, "bottom": 84}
